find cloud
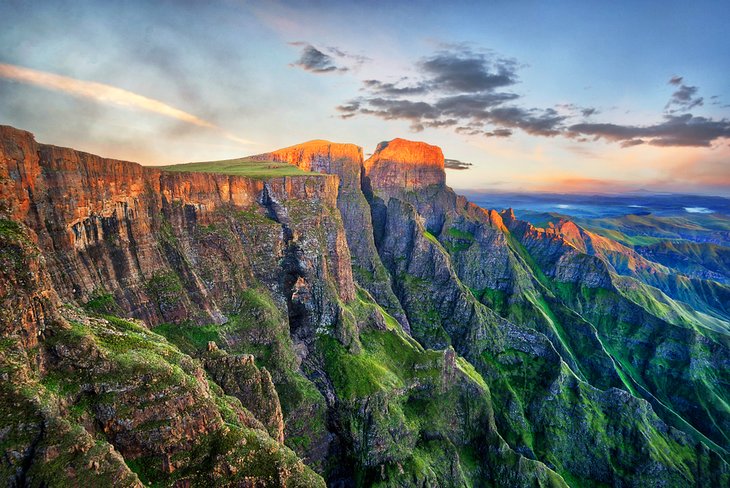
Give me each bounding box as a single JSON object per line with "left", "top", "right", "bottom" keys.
{"left": 417, "top": 49, "right": 518, "bottom": 93}
{"left": 567, "top": 113, "right": 730, "bottom": 147}
{"left": 0, "top": 63, "right": 254, "bottom": 146}
{"left": 444, "top": 158, "right": 473, "bottom": 170}
{"left": 289, "top": 42, "right": 369, "bottom": 74}
{"left": 620, "top": 139, "right": 645, "bottom": 148}
{"left": 326, "top": 46, "right": 370, "bottom": 66}
{"left": 669, "top": 75, "right": 684, "bottom": 86}
{"left": 329, "top": 44, "right": 730, "bottom": 148}
{"left": 361, "top": 79, "right": 429, "bottom": 96}
{"left": 434, "top": 92, "right": 521, "bottom": 118}
{"left": 289, "top": 43, "right": 343, "bottom": 73}
{"left": 566, "top": 77, "right": 728, "bottom": 147}
{"left": 485, "top": 107, "right": 565, "bottom": 137}
{"left": 666, "top": 77, "right": 703, "bottom": 112}
{"left": 335, "top": 46, "right": 576, "bottom": 138}
{"left": 485, "top": 128, "right": 513, "bottom": 137}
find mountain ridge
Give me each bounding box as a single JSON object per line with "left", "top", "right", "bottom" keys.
{"left": 1, "top": 125, "right": 728, "bottom": 487}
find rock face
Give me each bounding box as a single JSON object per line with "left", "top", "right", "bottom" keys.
{"left": 364, "top": 138, "right": 445, "bottom": 191}
{"left": 360, "top": 136, "right": 729, "bottom": 486}
{"left": 1, "top": 125, "right": 729, "bottom": 487}
{"left": 0, "top": 217, "right": 321, "bottom": 487}
{"left": 204, "top": 349, "right": 285, "bottom": 443}
{"left": 253, "top": 139, "right": 363, "bottom": 189}
{"left": 0, "top": 126, "right": 353, "bottom": 328}
{"left": 254, "top": 139, "right": 412, "bottom": 332}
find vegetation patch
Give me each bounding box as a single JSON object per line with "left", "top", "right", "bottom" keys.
{"left": 158, "top": 158, "right": 318, "bottom": 179}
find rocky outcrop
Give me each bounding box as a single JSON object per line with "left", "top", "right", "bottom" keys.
{"left": 502, "top": 213, "right": 730, "bottom": 452}
{"left": 254, "top": 139, "right": 412, "bottom": 332}
{"left": 0, "top": 126, "right": 347, "bottom": 482}
{"left": 0, "top": 215, "right": 322, "bottom": 486}
{"left": 252, "top": 139, "right": 363, "bottom": 189}
{"left": 204, "top": 348, "right": 285, "bottom": 443}
{"left": 364, "top": 138, "right": 445, "bottom": 191}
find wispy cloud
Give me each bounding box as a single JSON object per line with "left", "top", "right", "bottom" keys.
{"left": 444, "top": 158, "right": 473, "bottom": 170}
{"left": 665, "top": 76, "right": 704, "bottom": 112}
{"left": 288, "top": 42, "right": 369, "bottom": 74}
{"left": 0, "top": 63, "right": 254, "bottom": 146}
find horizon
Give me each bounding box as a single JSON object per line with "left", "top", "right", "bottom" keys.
{"left": 1, "top": 0, "right": 729, "bottom": 196}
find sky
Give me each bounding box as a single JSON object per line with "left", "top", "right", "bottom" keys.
{"left": 1, "top": 0, "right": 729, "bottom": 195}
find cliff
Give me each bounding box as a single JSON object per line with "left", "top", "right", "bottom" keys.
{"left": 0, "top": 125, "right": 354, "bottom": 327}
{"left": 364, "top": 138, "right": 445, "bottom": 191}
{"left": 253, "top": 139, "right": 412, "bottom": 332}
{"left": 1, "top": 125, "right": 729, "bottom": 487}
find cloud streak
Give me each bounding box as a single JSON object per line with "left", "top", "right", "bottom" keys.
{"left": 444, "top": 158, "right": 473, "bottom": 170}
{"left": 0, "top": 63, "right": 254, "bottom": 146}
{"left": 568, "top": 114, "right": 730, "bottom": 147}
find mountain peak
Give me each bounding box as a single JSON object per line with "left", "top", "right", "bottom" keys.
{"left": 250, "top": 140, "right": 364, "bottom": 188}
{"left": 364, "top": 138, "right": 445, "bottom": 190}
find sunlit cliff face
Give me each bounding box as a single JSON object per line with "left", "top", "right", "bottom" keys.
{"left": 364, "top": 138, "right": 445, "bottom": 190}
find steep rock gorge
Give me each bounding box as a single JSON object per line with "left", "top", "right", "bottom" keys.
{"left": 1, "top": 126, "right": 728, "bottom": 487}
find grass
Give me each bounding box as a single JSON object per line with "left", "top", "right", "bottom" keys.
{"left": 157, "top": 158, "right": 318, "bottom": 179}
{"left": 151, "top": 323, "right": 222, "bottom": 355}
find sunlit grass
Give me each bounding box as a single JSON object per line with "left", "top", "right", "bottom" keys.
{"left": 157, "top": 157, "right": 317, "bottom": 179}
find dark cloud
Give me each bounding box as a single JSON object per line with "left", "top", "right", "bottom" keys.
{"left": 358, "top": 97, "right": 439, "bottom": 122}
{"left": 289, "top": 42, "right": 347, "bottom": 73}
{"left": 361, "top": 79, "right": 430, "bottom": 96}
{"left": 565, "top": 78, "right": 728, "bottom": 148}
{"left": 669, "top": 75, "right": 684, "bottom": 86}
{"left": 333, "top": 47, "right": 729, "bottom": 148}
{"left": 666, "top": 78, "right": 703, "bottom": 112}
{"left": 418, "top": 49, "right": 518, "bottom": 93}
{"left": 490, "top": 128, "right": 513, "bottom": 137}
{"left": 487, "top": 107, "right": 566, "bottom": 136}
{"left": 289, "top": 42, "right": 370, "bottom": 74}
{"left": 620, "top": 139, "right": 645, "bottom": 148}
{"left": 444, "top": 158, "right": 473, "bottom": 170}
{"left": 568, "top": 114, "right": 730, "bottom": 147}
{"left": 485, "top": 128, "right": 513, "bottom": 137}
{"left": 434, "top": 92, "right": 520, "bottom": 118}
{"left": 340, "top": 46, "right": 559, "bottom": 135}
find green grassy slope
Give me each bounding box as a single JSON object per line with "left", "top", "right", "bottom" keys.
{"left": 157, "top": 157, "right": 316, "bottom": 179}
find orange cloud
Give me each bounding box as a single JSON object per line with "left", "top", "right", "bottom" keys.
{"left": 0, "top": 63, "right": 254, "bottom": 146}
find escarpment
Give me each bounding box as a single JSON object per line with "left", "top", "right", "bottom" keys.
{"left": 254, "top": 139, "right": 412, "bottom": 332}
{"left": 357, "top": 136, "right": 729, "bottom": 485}
{"left": 364, "top": 137, "right": 446, "bottom": 190}
{"left": 0, "top": 125, "right": 354, "bottom": 328}
{"left": 1, "top": 126, "right": 729, "bottom": 487}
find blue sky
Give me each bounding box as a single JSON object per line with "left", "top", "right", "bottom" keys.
{"left": 1, "top": 0, "right": 729, "bottom": 194}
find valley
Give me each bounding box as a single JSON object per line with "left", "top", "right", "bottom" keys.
{"left": 1, "top": 125, "right": 728, "bottom": 486}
